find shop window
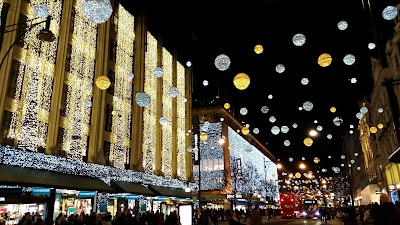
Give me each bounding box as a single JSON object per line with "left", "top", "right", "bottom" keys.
{"left": 7, "top": 60, "right": 22, "bottom": 99}
{"left": 107, "top": 69, "right": 115, "bottom": 95}
{"left": 16, "top": 14, "right": 27, "bottom": 47}
{"left": 125, "top": 148, "right": 131, "bottom": 169}
{"left": 56, "top": 127, "right": 66, "bottom": 157}
{"left": 105, "top": 104, "right": 113, "bottom": 132}
{"left": 1, "top": 110, "right": 15, "bottom": 146}
{"left": 65, "top": 44, "right": 72, "bottom": 73}
{"left": 130, "top": 83, "right": 134, "bottom": 105}
{"left": 104, "top": 141, "right": 111, "bottom": 166}
{"left": 60, "top": 83, "right": 69, "bottom": 117}
{"left": 109, "top": 38, "right": 117, "bottom": 62}
{"left": 70, "top": 8, "right": 76, "bottom": 33}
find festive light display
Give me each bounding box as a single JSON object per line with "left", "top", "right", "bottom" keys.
{"left": 337, "top": 20, "right": 348, "bottom": 30}
{"left": 168, "top": 87, "right": 179, "bottom": 98}
{"left": 292, "top": 123, "right": 298, "bottom": 128}
{"left": 254, "top": 45, "right": 264, "bottom": 54}
{"left": 240, "top": 107, "right": 248, "bottom": 115}
{"left": 284, "top": 140, "right": 291, "bottom": 146}
{"left": 34, "top": 4, "right": 50, "bottom": 18}
{"left": 301, "top": 78, "right": 309, "bottom": 85}
{"left": 271, "top": 126, "right": 280, "bottom": 135}
{"left": 313, "top": 157, "right": 320, "bottom": 163}
{"left": 377, "top": 123, "right": 384, "bottom": 129}
{"left": 9, "top": 0, "right": 62, "bottom": 152}
{"left": 233, "top": 73, "right": 250, "bottom": 90}
{"left": 177, "top": 62, "right": 187, "bottom": 179}
{"left": 292, "top": 33, "right": 306, "bottom": 46}
{"left": 224, "top": 103, "right": 231, "bottom": 109}
{"left": 275, "top": 64, "right": 285, "bottom": 73}
{"left": 127, "top": 72, "right": 134, "bottom": 80}
{"left": 368, "top": 43, "right": 376, "bottom": 50}
{"left": 303, "top": 101, "right": 313, "bottom": 111}
{"left": 96, "top": 76, "right": 111, "bottom": 90}
{"left": 200, "top": 132, "right": 208, "bottom": 141}
{"left": 304, "top": 137, "right": 313, "bottom": 147}
{"left": 378, "top": 108, "right": 384, "bottom": 113}
{"left": 269, "top": 116, "right": 276, "bottom": 123}
{"left": 343, "top": 54, "right": 356, "bottom": 65}
{"left": 241, "top": 127, "right": 250, "bottom": 135}
{"left": 281, "top": 126, "right": 289, "bottom": 134}
{"left": 253, "top": 128, "right": 260, "bottom": 134}
{"left": 317, "top": 126, "right": 323, "bottom": 131}
{"left": 351, "top": 78, "right": 357, "bottom": 83}
{"left": 82, "top": 0, "right": 112, "bottom": 24}
{"left": 332, "top": 167, "right": 340, "bottom": 173}
{"left": 186, "top": 61, "right": 192, "bottom": 67}
{"left": 203, "top": 80, "right": 209, "bottom": 86}
{"left": 110, "top": 5, "right": 134, "bottom": 168}
{"left": 159, "top": 117, "right": 168, "bottom": 125}
{"left": 136, "top": 93, "right": 150, "bottom": 107}
{"left": 327, "top": 134, "right": 332, "bottom": 139}
{"left": 289, "top": 157, "right": 293, "bottom": 162}
{"left": 330, "top": 107, "right": 336, "bottom": 113}
{"left": 261, "top": 106, "right": 269, "bottom": 114}
{"left": 153, "top": 67, "right": 163, "bottom": 78}
{"left": 333, "top": 117, "right": 343, "bottom": 126}
{"left": 382, "top": 6, "right": 398, "bottom": 20}
{"left": 370, "top": 127, "right": 377, "bottom": 134}
{"left": 318, "top": 53, "right": 332, "bottom": 67}
{"left": 360, "top": 106, "right": 368, "bottom": 114}
{"left": 215, "top": 54, "right": 231, "bottom": 71}
{"left": 356, "top": 112, "right": 364, "bottom": 120}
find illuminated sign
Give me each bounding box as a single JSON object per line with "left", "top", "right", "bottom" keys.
{"left": 0, "top": 197, "right": 5, "bottom": 201}
{"left": 389, "top": 185, "right": 396, "bottom": 190}
{"left": 79, "top": 191, "right": 96, "bottom": 198}
{"left": 32, "top": 187, "right": 51, "bottom": 195}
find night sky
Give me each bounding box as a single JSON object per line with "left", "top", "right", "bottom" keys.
{"left": 120, "top": 0, "right": 399, "bottom": 176}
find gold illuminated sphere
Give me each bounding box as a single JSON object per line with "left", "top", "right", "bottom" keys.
{"left": 237, "top": 129, "right": 240, "bottom": 133}
{"left": 314, "top": 157, "right": 320, "bottom": 163}
{"left": 200, "top": 132, "right": 208, "bottom": 141}
{"left": 241, "top": 127, "right": 250, "bottom": 135}
{"left": 357, "top": 167, "right": 361, "bottom": 171}
{"left": 330, "top": 107, "right": 336, "bottom": 113}
{"left": 295, "top": 172, "right": 301, "bottom": 178}
{"left": 228, "top": 145, "right": 233, "bottom": 150}
{"left": 233, "top": 73, "right": 250, "bottom": 90}
{"left": 318, "top": 53, "right": 332, "bottom": 67}
{"left": 304, "top": 137, "right": 313, "bottom": 147}
{"left": 377, "top": 123, "right": 384, "bottom": 129}
{"left": 96, "top": 76, "right": 111, "bottom": 90}
{"left": 254, "top": 45, "right": 264, "bottom": 54}
{"left": 370, "top": 127, "right": 377, "bottom": 134}
{"left": 224, "top": 103, "right": 231, "bottom": 109}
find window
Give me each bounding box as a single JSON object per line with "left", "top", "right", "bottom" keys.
{"left": 1, "top": 111, "right": 15, "bottom": 146}
{"left": 107, "top": 70, "right": 115, "bottom": 95}
{"left": 16, "top": 14, "right": 27, "bottom": 47}
{"left": 7, "top": 60, "right": 22, "bottom": 99}
{"left": 83, "top": 135, "right": 90, "bottom": 163}
{"left": 70, "top": 8, "right": 76, "bottom": 33}
{"left": 105, "top": 104, "right": 113, "bottom": 132}
{"left": 104, "top": 141, "right": 111, "bottom": 166}
{"left": 56, "top": 127, "right": 66, "bottom": 157}
{"left": 60, "top": 84, "right": 69, "bottom": 117}
{"left": 109, "top": 38, "right": 117, "bottom": 62}
{"left": 65, "top": 44, "right": 72, "bottom": 73}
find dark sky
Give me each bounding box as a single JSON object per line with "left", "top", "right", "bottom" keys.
{"left": 119, "top": 0, "right": 399, "bottom": 176}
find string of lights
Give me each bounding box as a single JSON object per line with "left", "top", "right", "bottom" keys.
{"left": 177, "top": 62, "right": 186, "bottom": 178}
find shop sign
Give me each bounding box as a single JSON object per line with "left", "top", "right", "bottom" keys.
{"left": 227, "top": 194, "right": 242, "bottom": 199}
{"left": 389, "top": 185, "right": 396, "bottom": 190}
{"left": 79, "top": 191, "right": 96, "bottom": 198}
{"left": 157, "top": 196, "right": 169, "bottom": 201}
{"left": 125, "top": 195, "right": 140, "bottom": 200}
{"left": 32, "top": 187, "right": 51, "bottom": 195}
{"left": 0, "top": 197, "right": 5, "bottom": 201}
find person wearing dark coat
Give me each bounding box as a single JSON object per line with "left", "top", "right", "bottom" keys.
{"left": 229, "top": 212, "right": 242, "bottom": 225}
{"left": 373, "top": 194, "right": 400, "bottom": 225}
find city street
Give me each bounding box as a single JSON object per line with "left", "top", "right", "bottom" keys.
{"left": 219, "top": 218, "right": 342, "bottom": 225}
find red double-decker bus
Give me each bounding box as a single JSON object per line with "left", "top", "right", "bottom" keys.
{"left": 279, "top": 192, "right": 300, "bottom": 218}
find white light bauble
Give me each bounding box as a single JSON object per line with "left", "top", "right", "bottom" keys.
{"left": 343, "top": 54, "right": 356, "bottom": 65}
{"left": 159, "top": 117, "right": 168, "bottom": 125}
{"left": 84, "top": 100, "right": 92, "bottom": 108}
{"left": 337, "top": 20, "right": 348, "bottom": 30}
{"left": 214, "top": 54, "right": 231, "bottom": 71}
{"left": 378, "top": 108, "right": 384, "bottom": 113}
{"left": 349, "top": 130, "right": 354, "bottom": 134}
{"left": 314, "top": 120, "right": 318, "bottom": 124}
{"left": 245, "top": 124, "right": 250, "bottom": 128}
{"left": 127, "top": 72, "right": 134, "bottom": 80}
{"left": 203, "top": 80, "right": 209, "bottom": 86}
{"left": 275, "top": 64, "right": 285, "bottom": 73}
{"left": 269, "top": 116, "right": 276, "bottom": 123}
{"left": 284, "top": 140, "right": 291, "bottom": 146}
{"left": 289, "top": 157, "right": 293, "bottom": 162}
{"left": 301, "top": 78, "right": 309, "bottom": 85}
{"left": 368, "top": 43, "right": 376, "bottom": 50}
{"left": 360, "top": 106, "right": 368, "bottom": 114}
{"left": 253, "top": 128, "right": 260, "bottom": 134}
{"left": 135, "top": 92, "right": 150, "bottom": 107}
{"left": 350, "top": 125, "right": 354, "bottom": 129}
{"left": 186, "top": 61, "right": 192, "bottom": 67}
{"left": 34, "top": 4, "right": 50, "bottom": 18}
{"left": 317, "top": 125, "right": 323, "bottom": 131}
{"left": 220, "top": 118, "right": 224, "bottom": 122}
{"left": 202, "top": 121, "right": 210, "bottom": 131}
{"left": 261, "top": 106, "right": 269, "bottom": 114}
{"left": 302, "top": 157, "right": 305, "bottom": 160}
{"left": 356, "top": 112, "right": 364, "bottom": 120}
{"left": 293, "top": 33, "right": 306, "bottom": 46}
{"left": 82, "top": 0, "right": 113, "bottom": 24}
{"left": 281, "top": 126, "right": 289, "bottom": 134}
{"left": 292, "top": 123, "right": 298, "bottom": 128}
{"left": 341, "top": 155, "right": 345, "bottom": 159}
{"left": 382, "top": 6, "right": 398, "bottom": 20}
{"left": 154, "top": 67, "right": 163, "bottom": 78}
{"left": 271, "top": 126, "right": 280, "bottom": 135}
{"left": 355, "top": 153, "right": 359, "bottom": 157}
{"left": 350, "top": 159, "right": 355, "bottom": 164}
{"left": 168, "top": 87, "right": 179, "bottom": 98}
{"left": 187, "top": 147, "right": 194, "bottom": 153}
{"left": 333, "top": 117, "right": 343, "bottom": 126}
{"left": 240, "top": 107, "right": 248, "bottom": 115}
{"left": 351, "top": 78, "right": 357, "bottom": 83}
{"left": 303, "top": 101, "right": 313, "bottom": 111}
{"left": 298, "top": 107, "right": 303, "bottom": 111}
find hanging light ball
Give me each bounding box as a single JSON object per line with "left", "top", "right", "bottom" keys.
{"left": 271, "top": 126, "right": 280, "bottom": 135}
{"left": 333, "top": 117, "right": 343, "bottom": 126}
{"left": 215, "top": 54, "right": 231, "bottom": 71}
{"left": 275, "top": 64, "right": 285, "bottom": 73}
{"left": 337, "top": 20, "right": 348, "bottom": 30}
{"left": 168, "top": 87, "right": 179, "bottom": 98}
{"left": 355, "top": 153, "right": 359, "bottom": 157}
{"left": 343, "top": 54, "right": 356, "bottom": 65}
{"left": 356, "top": 112, "right": 364, "bottom": 120}
{"left": 284, "top": 140, "right": 291, "bottom": 146}
{"left": 292, "top": 33, "right": 306, "bottom": 46}
{"left": 281, "top": 126, "right": 289, "bottom": 134}
{"left": 382, "top": 6, "right": 398, "bottom": 20}
{"left": 203, "top": 80, "right": 209, "bottom": 86}
{"left": 127, "top": 72, "right": 134, "bottom": 80}
{"left": 34, "top": 4, "right": 50, "bottom": 18}
{"left": 289, "top": 157, "right": 294, "bottom": 162}
{"left": 360, "top": 106, "right": 368, "bottom": 114}
{"left": 154, "top": 67, "right": 163, "bottom": 78}
{"left": 351, "top": 78, "right": 358, "bottom": 84}
{"left": 357, "top": 167, "right": 361, "bottom": 171}
{"left": 292, "top": 123, "right": 298, "bottom": 128}
{"left": 224, "top": 103, "right": 231, "bottom": 109}
{"left": 200, "top": 132, "right": 208, "bottom": 141}
{"left": 298, "top": 107, "right": 303, "bottom": 111}
{"left": 269, "top": 116, "right": 276, "bottom": 123}
{"left": 254, "top": 45, "right": 264, "bottom": 54}
{"left": 303, "top": 101, "right": 313, "bottom": 111}
{"left": 378, "top": 108, "right": 384, "bottom": 113}
{"left": 84, "top": 100, "right": 92, "bottom": 108}
{"left": 295, "top": 172, "right": 301, "bottom": 178}
{"left": 368, "top": 43, "right": 376, "bottom": 50}
{"left": 253, "top": 128, "right": 260, "bottom": 134}
{"left": 349, "top": 130, "right": 354, "bottom": 134}
{"left": 261, "top": 106, "right": 269, "bottom": 114}
{"left": 378, "top": 123, "right": 384, "bottom": 129}
{"left": 341, "top": 155, "right": 346, "bottom": 159}
{"left": 304, "top": 137, "right": 313, "bottom": 147}
{"left": 318, "top": 53, "right": 332, "bottom": 67}
{"left": 314, "top": 157, "right": 320, "bottom": 163}
{"left": 302, "top": 157, "right": 305, "bottom": 160}
{"left": 135, "top": 92, "right": 150, "bottom": 107}
{"left": 301, "top": 78, "right": 309, "bottom": 85}
{"left": 268, "top": 94, "right": 273, "bottom": 99}
{"left": 330, "top": 107, "right": 336, "bottom": 113}
{"left": 327, "top": 134, "right": 333, "bottom": 139}
{"left": 240, "top": 107, "right": 248, "bottom": 115}
{"left": 317, "top": 126, "right": 323, "bottom": 131}
{"left": 233, "top": 73, "right": 250, "bottom": 90}
{"left": 95, "top": 76, "right": 111, "bottom": 90}
{"left": 370, "top": 127, "right": 378, "bottom": 134}
{"left": 159, "top": 117, "right": 168, "bottom": 125}
{"left": 82, "top": 0, "right": 113, "bottom": 24}
{"left": 241, "top": 127, "right": 250, "bottom": 135}
{"left": 186, "top": 61, "right": 192, "bottom": 67}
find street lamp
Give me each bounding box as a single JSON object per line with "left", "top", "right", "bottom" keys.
{"left": 277, "top": 163, "right": 282, "bottom": 169}
{"left": 299, "top": 163, "right": 306, "bottom": 169}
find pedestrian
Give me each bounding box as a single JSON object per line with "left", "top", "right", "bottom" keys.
{"left": 59, "top": 217, "right": 70, "bottom": 225}
{"left": 373, "top": 193, "right": 400, "bottom": 225}
{"left": 23, "top": 215, "right": 34, "bottom": 225}
{"left": 247, "top": 205, "right": 261, "bottom": 225}
{"left": 229, "top": 212, "right": 242, "bottom": 225}
{"left": 359, "top": 205, "right": 365, "bottom": 225}
{"left": 395, "top": 201, "right": 400, "bottom": 209}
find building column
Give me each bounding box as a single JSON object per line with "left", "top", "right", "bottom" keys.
{"left": 222, "top": 121, "right": 232, "bottom": 193}
{"left": 171, "top": 52, "right": 178, "bottom": 178}
{"left": 185, "top": 67, "right": 193, "bottom": 181}
{"left": 155, "top": 36, "right": 163, "bottom": 175}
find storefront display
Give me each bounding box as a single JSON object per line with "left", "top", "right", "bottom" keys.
{"left": 0, "top": 203, "right": 45, "bottom": 225}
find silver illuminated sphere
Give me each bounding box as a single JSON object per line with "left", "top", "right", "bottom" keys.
{"left": 314, "top": 120, "right": 318, "bottom": 124}
{"left": 289, "top": 157, "right": 293, "bottom": 162}
{"left": 333, "top": 117, "right": 343, "bottom": 126}
{"left": 317, "top": 125, "right": 323, "bottom": 131}
{"left": 284, "top": 140, "right": 291, "bottom": 146}
{"left": 34, "top": 4, "right": 50, "bottom": 18}
{"left": 382, "top": 6, "right": 398, "bottom": 20}
{"left": 159, "top": 117, "right": 168, "bottom": 125}
{"left": 220, "top": 118, "right": 224, "bottom": 122}
{"left": 322, "top": 169, "right": 327, "bottom": 173}
{"left": 168, "top": 87, "right": 179, "bottom": 98}
{"left": 337, "top": 20, "right": 348, "bottom": 30}
{"left": 240, "top": 107, "right": 248, "bottom": 115}
{"left": 269, "top": 116, "right": 276, "bottom": 123}
{"left": 253, "top": 128, "right": 260, "bottom": 134}
{"left": 301, "top": 78, "right": 309, "bottom": 85}
{"left": 275, "top": 64, "right": 285, "bottom": 73}
{"left": 135, "top": 92, "right": 150, "bottom": 107}
{"left": 360, "top": 106, "right": 368, "bottom": 114}
{"left": 214, "top": 54, "right": 231, "bottom": 71}
{"left": 350, "top": 159, "right": 355, "bottom": 164}
{"left": 355, "top": 153, "right": 359, "bottom": 157}
{"left": 378, "top": 108, "right": 384, "bottom": 113}
{"left": 332, "top": 167, "right": 340, "bottom": 173}
{"left": 203, "top": 121, "right": 210, "bottom": 131}
{"left": 183, "top": 98, "right": 187, "bottom": 103}
{"left": 302, "top": 157, "right": 305, "bottom": 160}
{"left": 368, "top": 43, "right": 376, "bottom": 50}
{"left": 127, "top": 72, "right": 134, "bottom": 80}
{"left": 349, "top": 130, "right": 354, "bottom": 134}
{"left": 186, "top": 61, "right": 192, "bottom": 67}
{"left": 303, "top": 101, "right": 313, "bottom": 111}
{"left": 292, "top": 33, "right": 306, "bottom": 46}
{"left": 351, "top": 78, "right": 357, "bottom": 83}
{"left": 245, "top": 124, "right": 250, "bottom": 128}
{"left": 203, "top": 80, "right": 209, "bottom": 86}
{"left": 328, "top": 156, "right": 332, "bottom": 159}
{"left": 350, "top": 125, "right": 354, "bottom": 129}
{"left": 271, "top": 126, "right": 280, "bottom": 135}
{"left": 154, "top": 67, "right": 163, "bottom": 78}
{"left": 82, "top": 0, "right": 113, "bottom": 24}
{"left": 261, "top": 106, "right": 269, "bottom": 114}
{"left": 281, "top": 126, "right": 289, "bottom": 134}
{"left": 356, "top": 112, "right": 364, "bottom": 120}
{"left": 343, "top": 54, "right": 356, "bottom": 65}
{"left": 341, "top": 155, "right": 345, "bottom": 159}
{"left": 292, "top": 123, "right": 298, "bottom": 128}
{"left": 298, "top": 107, "right": 303, "bottom": 111}
{"left": 84, "top": 100, "right": 92, "bottom": 108}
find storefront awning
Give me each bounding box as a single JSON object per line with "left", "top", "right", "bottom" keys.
{"left": 111, "top": 181, "right": 155, "bottom": 196}
{"left": 149, "top": 185, "right": 192, "bottom": 198}
{"left": 0, "top": 165, "right": 114, "bottom": 192}
{"left": 389, "top": 147, "right": 400, "bottom": 163}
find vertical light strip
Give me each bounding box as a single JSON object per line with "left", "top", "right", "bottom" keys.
{"left": 8, "top": 0, "right": 62, "bottom": 151}
{"left": 63, "top": 0, "right": 97, "bottom": 160}
{"left": 0, "top": 1, "right": 3, "bottom": 14}
{"left": 110, "top": 5, "right": 134, "bottom": 169}
{"left": 161, "top": 48, "right": 172, "bottom": 177}
{"left": 142, "top": 32, "right": 157, "bottom": 173}
{"left": 177, "top": 62, "right": 186, "bottom": 178}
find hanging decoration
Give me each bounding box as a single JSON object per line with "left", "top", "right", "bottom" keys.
{"left": 34, "top": 4, "right": 50, "bottom": 18}
{"left": 96, "top": 76, "right": 111, "bottom": 90}
{"left": 284, "top": 140, "right": 291, "bottom": 146}
{"left": 356, "top": 112, "right": 364, "bottom": 120}
{"left": 333, "top": 117, "right": 343, "bottom": 126}
{"left": 241, "top": 127, "right": 250, "bottom": 135}
{"left": 82, "top": 0, "right": 113, "bottom": 24}
{"left": 314, "top": 157, "right": 320, "bottom": 163}
{"left": 317, "top": 126, "right": 323, "bottom": 131}
{"left": 154, "top": 67, "right": 163, "bottom": 78}
{"left": 261, "top": 106, "right": 269, "bottom": 114}
{"left": 136, "top": 92, "right": 150, "bottom": 107}
{"left": 159, "top": 117, "right": 168, "bottom": 125}
{"left": 292, "top": 123, "right": 298, "bottom": 128}
{"left": 304, "top": 137, "right": 313, "bottom": 147}
{"left": 200, "top": 132, "right": 208, "bottom": 141}
{"left": 275, "top": 64, "right": 285, "bottom": 73}
{"left": 327, "top": 134, "right": 332, "bottom": 139}
{"left": 303, "top": 101, "right": 313, "bottom": 111}
{"left": 292, "top": 33, "right": 306, "bottom": 46}
{"left": 240, "top": 107, "right": 248, "bottom": 115}
{"left": 215, "top": 54, "right": 231, "bottom": 71}
{"left": 253, "top": 128, "right": 260, "bottom": 134}
{"left": 233, "top": 73, "right": 250, "bottom": 90}
{"left": 271, "top": 126, "right": 280, "bottom": 135}
{"left": 269, "top": 116, "right": 276, "bottom": 123}
{"left": 378, "top": 108, "right": 384, "bottom": 113}
{"left": 301, "top": 78, "right": 309, "bottom": 85}
{"left": 281, "top": 126, "right": 289, "bottom": 134}
{"left": 370, "top": 127, "right": 377, "bottom": 134}
{"left": 224, "top": 103, "right": 231, "bottom": 109}
{"left": 330, "top": 107, "right": 336, "bottom": 113}
{"left": 337, "top": 20, "right": 348, "bottom": 30}
{"left": 254, "top": 45, "right": 264, "bottom": 54}
{"left": 382, "top": 6, "right": 398, "bottom": 20}
{"left": 343, "top": 54, "right": 356, "bottom": 65}
{"left": 318, "top": 53, "right": 332, "bottom": 67}
{"left": 203, "top": 80, "right": 209, "bottom": 86}
{"left": 368, "top": 43, "right": 376, "bottom": 50}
